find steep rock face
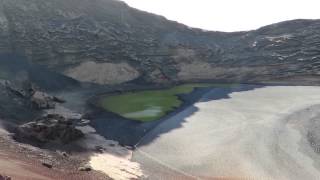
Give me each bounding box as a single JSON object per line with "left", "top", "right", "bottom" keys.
{"left": 0, "top": 80, "right": 37, "bottom": 122}
{"left": 0, "top": 78, "right": 67, "bottom": 123}
{"left": 0, "top": 0, "right": 320, "bottom": 84}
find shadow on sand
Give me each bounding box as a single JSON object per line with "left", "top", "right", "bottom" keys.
{"left": 90, "top": 84, "right": 264, "bottom": 147}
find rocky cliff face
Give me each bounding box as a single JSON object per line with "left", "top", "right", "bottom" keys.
{"left": 0, "top": 0, "right": 320, "bottom": 85}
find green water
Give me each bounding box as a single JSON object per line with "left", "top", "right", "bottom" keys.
{"left": 100, "top": 83, "right": 235, "bottom": 122}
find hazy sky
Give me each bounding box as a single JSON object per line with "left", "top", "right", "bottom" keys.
{"left": 122, "top": 0, "right": 320, "bottom": 32}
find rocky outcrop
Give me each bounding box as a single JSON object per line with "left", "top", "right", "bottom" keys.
{"left": 78, "top": 164, "right": 92, "bottom": 172}
{"left": 0, "top": 79, "right": 84, "bottom": 144}
{"left": 31, "top": 91, "right": 57, "bottom": 109}
{"left": 0, "top": 0, "right": 319, "bottom": 85}
{"left": 16, "top": 114, "right": 84, "bottom": 144}
{"left": 0, "top": 80, "right": 37, "bottom": 121}
{"left": 30, "top": 90, "right": 65, "bottom": 109}
{"left": 0, "top": 175, "right": 11, "bottom": 180}
{"left": 0, "top": 78, "right": 71, "bottom": 129}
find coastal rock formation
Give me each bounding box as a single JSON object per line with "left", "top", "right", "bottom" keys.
{"left": 0, "top": 78, "right": 66, "bottom": 123}
{"left": 0, "top": 79, "right": 84, "bottom": 145}
{"left": 31, "top": 91, "right": 58, "bottom": 109}
{"left": 16, "top": 114, "right": 84, "bottom": 144}
{"left": 0, "top": 1, "right": 319, "bottom": 179}
{"left": 0, "top": 80, "right": 38, "bottom": 121}
{"left": 0, "top": 0, "right": 319, "bottom": 85}
{"left": 0, "top": 175, "right": 11, "bottom": 180}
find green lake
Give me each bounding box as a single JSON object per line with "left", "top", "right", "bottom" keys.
{"left": 100, "top": 83, "right": 236, "bottom": 122}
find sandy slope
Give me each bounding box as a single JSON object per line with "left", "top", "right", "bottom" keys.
{"left": 0, "top": 122, "right": 108, "bottom": 180}
{"left": 0, "top": 129, "right": 51, "bottom": 180}
{"left": 0, "top": 152, "right": 52, "bottom": 180}
{"left": 134, "top": 86, "right": 320, "bottom": 179}
{"left": 77, "top": 126, "right": 144, "bottom": 180}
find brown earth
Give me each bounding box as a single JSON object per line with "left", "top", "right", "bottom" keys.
{"left": 0, "top": 130, "right": 110, "bottom": 180}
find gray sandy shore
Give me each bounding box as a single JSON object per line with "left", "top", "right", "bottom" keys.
{"left": 133, "top": 86, "right": 320, "bottom": 180}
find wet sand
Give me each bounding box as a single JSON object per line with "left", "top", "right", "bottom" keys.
{"left": 76, "top": 125, "right": 144, "bottom": 180}
{"left": 133, "top": 86, "right": 320, "bottom": 180}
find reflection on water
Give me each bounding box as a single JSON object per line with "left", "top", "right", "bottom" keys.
{"left": 124, "top": 106, "right": 163, "bottom": 120}
{"left": 99, "top": 83, "right": 235, "bottom": 122}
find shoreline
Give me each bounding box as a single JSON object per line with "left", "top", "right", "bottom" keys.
{"left": 132, "top": 86, "right": 320, "bottom": 179}
{"left": 2, "top": 82, "right": 320, "bottom": 179}
{"left": 87, "top": 83, "right": 263, "bottom": 146}
{"left": 75, "top": 125, "right": 144, "bottom": 180}
{"left": 87, "top": 85, "right": 217, "bottom": 146}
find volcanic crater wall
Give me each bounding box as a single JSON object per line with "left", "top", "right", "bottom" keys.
{"left": 0, "top": 0, "right": 320, "bottom": 85}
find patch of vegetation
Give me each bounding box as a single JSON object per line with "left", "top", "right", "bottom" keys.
{"left": 100, "top": 83, "right": 237, "bottom": 122}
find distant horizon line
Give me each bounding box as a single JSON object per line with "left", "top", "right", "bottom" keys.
{"left": 120, "top": 0, "right": 320, "bottom": 32}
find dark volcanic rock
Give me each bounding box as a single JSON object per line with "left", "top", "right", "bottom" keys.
{"left": 0, "top": 0, "right": 319, "bottom": 85}
{"left": 31, "top": 91, "right": 56, "bottom": 109}
{"left": 0, "top": 175, "right": 11, "bottom": 180}
{"left": 30, "top": 90, "right": 64, "bottom": 109}
{"left": 78, "top": 164, "right": 92, "bottom": 172}
{"left": 41, "top": 160, "right": 53, "bottom": 169}
{"left": 16, "top": 114, "right": 84, "bottom": 144}
{"left": 0, "top": 80, "right": 38, "bottom": 122}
